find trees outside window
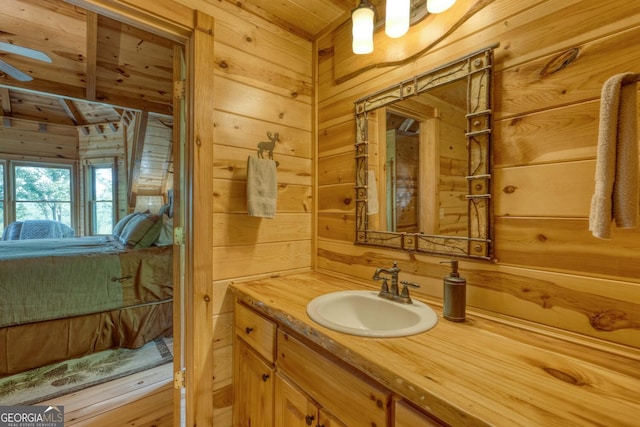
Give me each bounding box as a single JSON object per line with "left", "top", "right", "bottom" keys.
{"left": 14, "top": 165, "right": 72, "bottom": 226}
{"left": 0, "top": 161, "right": 75, "bottom": 232}
{"left": 90, "top": 165, "right": 114, "bottom": 235}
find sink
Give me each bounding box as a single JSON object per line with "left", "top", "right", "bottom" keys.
{"left": 306, "top": 290, "right": 438, "bottom": 337}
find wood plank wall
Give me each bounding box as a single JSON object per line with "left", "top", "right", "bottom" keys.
{"left": 175, "top": 1, "right": 314, "bottom": 423}
{"left": 78, "top": 124, "right": 129, "bottom": 231}
{"left": 316, "top": 0, "right": 640, "bottom": 349}
{"left": 0, "top": 120, "right": 77, "bottom": 160}
{"left": 137, "top": 114, "right": 173, "bottom": 195}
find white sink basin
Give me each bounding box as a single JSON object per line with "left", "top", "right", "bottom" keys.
{"left": 306, "top": 290, "right": 438, "bottom": 337}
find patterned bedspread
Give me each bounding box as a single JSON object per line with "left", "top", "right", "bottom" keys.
{"left": 0, "top": 236, "right": 123, "bottom": 260}
{"left": 0, "top": 238, "right": 172, "bottom": 328}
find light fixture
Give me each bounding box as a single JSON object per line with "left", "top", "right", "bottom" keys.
{"left": 352, "top": 0, "right": 458, "bottom": 54}
{"left": 352, "top": 0, "right": 376, "bottom": 54}
{"left": 385, "top": 0, "right": 410, "bottom": 38}
{"left": 427, "top": 0, "right": 456, "bottom": 14}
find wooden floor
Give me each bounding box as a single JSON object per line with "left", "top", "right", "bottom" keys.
{"left": 40, "top": 339, "right": 175, "bottom": 426}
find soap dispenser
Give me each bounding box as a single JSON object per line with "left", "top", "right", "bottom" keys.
{"left": 441, "top": 260, "right": 466, "bottom": 322}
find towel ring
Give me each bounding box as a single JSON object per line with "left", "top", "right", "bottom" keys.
{"left": 257, "top": 131, "right": 280, "bottom": 166}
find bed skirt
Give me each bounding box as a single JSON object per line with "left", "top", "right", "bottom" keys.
{"left": 0, "top": 300, "right": 173, "bottom": 377}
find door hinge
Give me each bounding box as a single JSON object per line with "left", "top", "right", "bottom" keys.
{"left": 173, "top": 226, "right": 184, "bottom": 245}
{"left": 174, "top": 80, "right": 185, "bottom": 99}
{"left": 174, "top": 369, "right": 185, "bottom": 389}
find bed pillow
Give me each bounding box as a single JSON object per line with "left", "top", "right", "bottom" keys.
{"left": 154, "top": 214, "right": 173, "bottom": 246}
{"left": 119, "top": 213, "right": 162, "bottom": 248}
{"left": 112, "top": 212, "right": 140, "bottom": 239}
{"left": 2, "top": 221, "right": 23, "bottom": 240}
{"left": 158, "top": 203, "right": 171, "bottom": 218}
{"left": 19, "top": 220, "right": 75, "bottom": 239}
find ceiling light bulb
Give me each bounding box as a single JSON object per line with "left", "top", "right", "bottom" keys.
{"left": 352, "top": 0, "right": 376, "bottom": 54}
{"left": 427, "top": 0, "right": 456, "bottom": 14}
{"left": 385, "top": 0, "right": 410, "bottom": 38}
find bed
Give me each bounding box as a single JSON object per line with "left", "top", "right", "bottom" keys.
{"left": 0, "top": 212, "right": 173, "bottom": 377}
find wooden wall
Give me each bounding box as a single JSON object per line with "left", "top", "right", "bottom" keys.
{"left": 174, "top": 0, "right": 314, "bottom": 423}
{"left": 430, "top": 93, "right": 468, "bottom": 236}
{"left": 316, "top": 0, "right": 640, "bottom": 350}
{"left": 0, "top": 120, "right": 78, "bottom": 160}
{"left": 78, "top": 124, "right": 129, "bottom": 232}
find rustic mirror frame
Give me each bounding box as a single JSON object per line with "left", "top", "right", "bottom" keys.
{"left": 354, "top": 46, "right": 495, "bottom": 260}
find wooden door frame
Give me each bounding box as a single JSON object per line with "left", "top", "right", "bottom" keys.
{"left": 65, "top": 1, "right": 215, "bottom": 425}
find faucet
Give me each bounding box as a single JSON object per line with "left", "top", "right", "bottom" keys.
{"left": 372, "top": 262, "right": 419, "bottom": 304}
{"left": 372, "top": 261, "right": 400, "bottom": 298}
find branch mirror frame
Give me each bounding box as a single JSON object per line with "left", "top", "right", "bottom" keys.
{"left": 354, "top": 45, "right": 496, "bottom": 260}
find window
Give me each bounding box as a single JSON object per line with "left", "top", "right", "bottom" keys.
{"left": 89, "top": 164, "right": 115, "bottom": 235}
{"left": 14, "top": 164, "right": 73, "bottom": 226}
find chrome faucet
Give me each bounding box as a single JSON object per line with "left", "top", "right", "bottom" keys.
{"left": 372, "top": 262, "right": 420, "bottom": 304}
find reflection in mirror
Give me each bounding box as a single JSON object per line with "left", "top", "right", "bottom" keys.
{"left": 374, "top": 80, "right": 467, "bottom": 236}
{"left": 355, "top": 46, "right": 495, "bottom": 259}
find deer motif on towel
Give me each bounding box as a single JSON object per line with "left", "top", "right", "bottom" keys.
{"left": 257, "top": 131, "right": 279, "bottom": 160}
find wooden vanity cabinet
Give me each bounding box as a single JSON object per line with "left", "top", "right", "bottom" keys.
{"left": 233, "top": 300, "right": 444, "bottom": 427}
{"left": 277, "top": 330, "right": 390, "bottom": 427}
{"left": 233, "top": 302, "right": 277, "bottom": 427}
{"left": 274, "top": 372, "right": 346, "bottom": 427}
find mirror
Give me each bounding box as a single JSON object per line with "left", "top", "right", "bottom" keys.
{"left": 355, "top": 46, "right": 495, "bottom": 259}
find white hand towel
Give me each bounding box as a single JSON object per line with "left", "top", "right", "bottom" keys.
{"left": 589, "top": 73, "right": 639, "bottom": 239}
{"left": 247, "top": 156, "right": 277, "bottom": 218}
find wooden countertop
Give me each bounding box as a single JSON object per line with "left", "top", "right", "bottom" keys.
{"left": 230, "top": 271, "right": 640, "bottom": 426}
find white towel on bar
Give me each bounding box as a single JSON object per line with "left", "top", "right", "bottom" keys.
{"left": 247, "top": 156, "right": 277, "bottom": 218}
{"left": 589, "top": 72, "right": 639, "bottom": 239}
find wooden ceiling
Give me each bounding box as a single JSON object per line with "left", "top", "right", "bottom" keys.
{"left": 230, "top": 0, "right": 420, "bottom": 40}
{"left": 0, "top": 0, "right": 174, "bottom": 115}
{"left": 228, "top": 0, "right": 359, "bottom": 40}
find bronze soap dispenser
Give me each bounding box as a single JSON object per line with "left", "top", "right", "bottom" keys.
{"left": 442, "top": 260, "right": 466, "bottom": 322}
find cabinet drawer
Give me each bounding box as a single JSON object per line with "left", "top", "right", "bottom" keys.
{"left": 277, "top": 330, "right": 390, "bottom": 427}
{"left": 235, "top": 301, "right": 276, "bottom": 363}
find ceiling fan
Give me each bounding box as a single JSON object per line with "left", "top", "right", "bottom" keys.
{"left": 0, "top": 41, "right": 52, "bottom": 82}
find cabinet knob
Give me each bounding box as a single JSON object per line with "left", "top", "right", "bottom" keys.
{"left": 304, "top": 415, "right": 315, "bottom": 425}
{"left": 261, "top": 373, "right": 270, "bottom": 382}
{"left": 245, "top": 326, "right": 253, "bottom": 334}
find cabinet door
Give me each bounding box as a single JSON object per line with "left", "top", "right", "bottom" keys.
{"left": 394, "top": 399, "right": 443, "bottom": 427}
{"left": 277, "top": 331, "right": 389, "bottom": 427}
{"left": 274, "top": 372, "right": 318, "bottom": 427}
{"left": 234, "top": 340, "right": 274, "bottom": 427}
